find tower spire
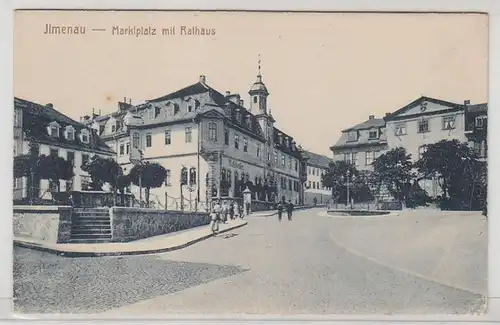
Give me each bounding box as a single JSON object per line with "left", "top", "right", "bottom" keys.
{"left": 258, "top": 54, "right": 261, "bottom": 77}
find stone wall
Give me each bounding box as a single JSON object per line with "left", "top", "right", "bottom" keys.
{"left": 13, "top": 205, "right": 72, "bottom": 243}
{"left": 110, "top": 207, "right": 211, "bottom": 242}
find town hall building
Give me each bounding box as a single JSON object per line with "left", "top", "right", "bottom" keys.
{"left": 82, "top": 72, "right": 304, "bottom": 210}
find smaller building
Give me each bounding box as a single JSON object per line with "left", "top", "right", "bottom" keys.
{"left": 330, "top": 115, "right": 388, "bottom": 171}
{"left": 13, "top": 97, "right": 115, "bottom": 202}
{"left": 301, "top": 150, "right": 334, "bottom": 205}
{"left": 464, "top": 101, "right": 487, "bottom": 160}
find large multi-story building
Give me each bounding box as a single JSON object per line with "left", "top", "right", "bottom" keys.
{"left": 301, "top": 150, "right": 333, "bottom": 204}
{"left": 83, "top": 73, "right": 305, "bottom": 209}
{"left": 330, "top": 95, "right": 485, "bottom": 201}
{"left": 13, "top": 98, "right": 115, "bottom": 201}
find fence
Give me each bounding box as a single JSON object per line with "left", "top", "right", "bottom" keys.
{"left": 327, "top": 201, "right": 402, "bottom": 211}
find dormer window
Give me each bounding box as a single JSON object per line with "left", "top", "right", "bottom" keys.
{"left": 47, "top": 121, "right": 61, "bottom": 138}
{"left": 195, "top": 100, "right": 200, "bottom": 111}
{"left": 174, "top": 103, "right": 180, "bottom": 115}
{"left": 368, "top": 129, "right": 378, "bottom": 140}
{"left": 80, "top": 129, "right": 90, "bottom": 144}
{"left": 347, "top": 131, "right": 358, "bottom": 142}
{"left": 65, "top": 126, "right": 75, "bottom": 141}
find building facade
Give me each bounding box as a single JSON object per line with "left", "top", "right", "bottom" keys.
{"left": 83, "top": 74, "right": 305, "bottom": 210}
{"left": 464, "top": 102, "right": 487, "bottom": 161}
{"left": 301, "top": 150, "right": 333, "bottom": 204}
{"left": 330, "top": 115, "right": 388, "bottom": 171}
{"left": 13, "top": 98, "right": 115, "bottom": 202}
{"left": 331, "top": 96, "right": 480, "bottom": 201}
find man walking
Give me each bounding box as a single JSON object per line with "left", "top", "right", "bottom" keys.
{"left": 277, "top": 201, "right": 283, "bottom": 222}
{"left": 286, "top": 199, "right": 294, "bottom": 221}
{"left": 211, "top": 200, "right": 222, "bottom": 234}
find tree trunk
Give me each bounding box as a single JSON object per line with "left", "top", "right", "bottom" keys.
{"left": 145, "top": 187, "right": 150, "bottom": 208}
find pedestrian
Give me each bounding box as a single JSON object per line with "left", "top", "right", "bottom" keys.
{"left": 287, "top": 199, "right": 294, "bottom": 221}
{"left": 234, "top": 201, "right": 240, "bottom": 219}
{"left": 221, "top": 201, "right": 228, "bottom": 223}
{"left": 245, "top": 202, "right": 251, "bottom": 216}
{"left": 277, "top": 201, "right": 283, "bottom": 222}
{"left": 211, "top": 200, "right": 221, "bottom": 233}
{"left": 238, "top": 203, "right": 244, "bottom": 219}
{"left": 229, "top": 201, "right": 235, "bottom": 220}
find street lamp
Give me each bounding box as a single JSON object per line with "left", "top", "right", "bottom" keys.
{"left": 345, "top": 170, "right": 351, "bottom": 208}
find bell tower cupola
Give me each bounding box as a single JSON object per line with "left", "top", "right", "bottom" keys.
{"left": 249, "top": 54, "right": 269, "bottom": 114}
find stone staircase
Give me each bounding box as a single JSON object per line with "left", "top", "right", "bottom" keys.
{"left": 70, "top": 208, "right": 112, "bottom": 243}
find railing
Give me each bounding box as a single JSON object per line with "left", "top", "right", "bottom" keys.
{"left": 327, "top": 201, "right": 402, "bottom": 211}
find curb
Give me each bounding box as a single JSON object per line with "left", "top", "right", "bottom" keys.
{"left": 251, "top": 205, "right": 325, "bottom": 217}
{"left": 13, "top": 222, "right": 248, "bottom": 258}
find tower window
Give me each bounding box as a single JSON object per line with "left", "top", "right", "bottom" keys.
{"left": 253, "top": 96, "right": 257, "bottom": 104}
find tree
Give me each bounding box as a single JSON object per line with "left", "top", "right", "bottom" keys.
{"left": 415, "top": 139, "right": 483, "bottom": 209}
{"left": 13, "top": 154, "right": 32, "bottom": 178}
{"left": 36, "top": 154, "right": 74, "bottom": 194}
{"left": 321, "top": 160, "right": 358, "bottom": 203}
{"left": 372, "top": 147, "right": 415, "bottom": 205}
{"left": 81, "top": 155, "right": 122, "bottom": 191}
{"left": 129, "top": 162, "right": 168, "bottom": 207}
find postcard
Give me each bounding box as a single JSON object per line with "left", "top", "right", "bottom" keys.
{"left": 12, "top": 10, "right": 488, "bottom": 316}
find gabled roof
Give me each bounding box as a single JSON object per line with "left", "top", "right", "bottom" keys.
{"left": 15, "top": 97, "right": 114, "bottom": 154}
{"left": 302, "top": 150, "right": 333, "bottom": 168}
{"left": 384, "top": 96, "right": 463, "bottom": 121}
{"left": 342, "top": 117, "right": 385, "bottom": 132}
{"left": 149, "top": 82, "right": 209, "bottom": 103}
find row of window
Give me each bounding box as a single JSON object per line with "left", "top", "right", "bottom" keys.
{"left": 308, "top": 166, "right": 326, "bottom": 176}
{"left": 147, "top": 100, "right": 201, "bottom": 120}
{"left": 395, "top": 115, "right": 456, "bottom": 136}
{"left": 347, "top": 129, "right": 381, "bottom": 142}
{"left": 343, "top": 150, "right": 380, "bottom": 166}
{"left": 130, "top": 127, "right": 193, "bottom": 149}
{"left": 307, "top": 180, "right": 331, "bottom": 191}
{"left": 280, "top": 177, "right": 300, "bottom": 192}
{"left": 48, "top": 122, "right": 90, "bottom": 144}
{"left": 47, "top": 147, "right": 89, "bottom": 167}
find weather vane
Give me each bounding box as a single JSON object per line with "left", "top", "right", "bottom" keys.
{"left": 258, "top": 54, "right": 261, "bottom": 76}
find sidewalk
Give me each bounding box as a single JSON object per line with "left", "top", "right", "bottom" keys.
{"left": 13, "top": 219, "right": 247, "bottom": 257}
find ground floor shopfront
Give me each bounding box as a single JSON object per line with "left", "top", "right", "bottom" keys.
{"left": 129, "top": 151, "right": 301, "bottom": 211}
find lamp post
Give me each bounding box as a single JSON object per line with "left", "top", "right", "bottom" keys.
{"left": 345, "top": 170, "right": 351, "bottom": 208}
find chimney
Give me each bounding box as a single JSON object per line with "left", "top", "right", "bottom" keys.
{"left": 369, "top": 115, "right": 374, "bottom": 120}
{"left": 385, "top": 112, "right": 391, "bottom": 117}
{"left": 45, "top": 103, "right": 53, "bottom": 108}
{"left": 199, "top": 75, "right": 206, "bottom": 84}
{"left": 240, "top": 99, "right": 244, "bottom": 107}
{"left": 464, "top": 100, "right": 471, "bottom": 105}
{"left": 225, "top": 91, "right": 231, "bottom": 97}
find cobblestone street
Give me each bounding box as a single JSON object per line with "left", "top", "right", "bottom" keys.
{"left": 13, "top": 247, "right": 247, "bottom": 314}
{"left": 13, "top": 209, "right": 487, "bottom": 315}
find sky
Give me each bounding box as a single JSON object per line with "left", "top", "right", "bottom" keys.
{"left": 14, "top": 11, "right": 488, "bottom": 156}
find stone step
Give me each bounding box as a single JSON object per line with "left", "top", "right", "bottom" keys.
{"left": 73, "top": 212, "right": 110, "bottom": 217}
{"left": 73, "top": 208, "right": 109, "bottom": 213}
{"left": 69, "top": 238, "right": 112, "bottom": 244}
{"left": 70, "top": 233, "right": 112, "bottom": 239}
{"left": 73, "top": 217, "right": 110, "bottom": 222}
{"left": 71, "top": 226, "right": 111, "bottom": 233}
